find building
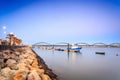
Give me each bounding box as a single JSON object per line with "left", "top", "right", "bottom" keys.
{"left": 6, "top": 33, "right": 22, "bottom": 46}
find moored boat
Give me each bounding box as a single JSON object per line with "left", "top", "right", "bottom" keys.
{"left": 96, "top": 52, "right": 105, "bottom": 55}
{"left": 55, "top": 48, "right": 64, "bottom": 51}
{"left": 68, "top": 44, "right": 82, "bottom": 52}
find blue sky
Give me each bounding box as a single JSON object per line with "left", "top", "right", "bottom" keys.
{"left": 0, "top": 0, "right": 120, "bottom": 44}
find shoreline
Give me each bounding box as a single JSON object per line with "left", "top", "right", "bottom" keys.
{"left": 32, "top": 49, "right": 58, "bottom": 80}
{"left": 0, "top": 46, "right": 58, "bottom": 80}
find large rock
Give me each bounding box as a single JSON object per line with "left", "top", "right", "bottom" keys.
{"left": 41, "top": 74, "right": 52, "bottom": 80}
{"left": 6, "top": 59, "right": 18, "bottom": 70}
{"left": 1, "top": 67, "right": 11, "bottom": 77}
{"left": 27, "top": 70, "right": 41, "bottom": 80}
{"left": 14, "top": 69, "right": 29, "bottom": 80}
{"left": 16, "top": 62, "right": 31, "bottom": 70}
{"left": 6, "top": 59, "right": 17, "bottom": 64}
{"left": 0, "top": 67, "right": 16, "bottom": 80}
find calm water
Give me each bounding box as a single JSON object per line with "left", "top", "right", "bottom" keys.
{"left": 34, "top": 47, "right": 120, "bottom": 80}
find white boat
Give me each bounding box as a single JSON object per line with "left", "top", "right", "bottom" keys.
{"left": 68, "top": 44, "right": 82, "bottom": 52}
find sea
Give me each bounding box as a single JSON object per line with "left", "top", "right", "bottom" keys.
{"left": 33, "top": 46, "right": 120, "bottom": 80}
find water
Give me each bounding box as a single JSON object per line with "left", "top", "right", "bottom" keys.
{"left": 34, "top": 47, "right": 120, "bottom": 80}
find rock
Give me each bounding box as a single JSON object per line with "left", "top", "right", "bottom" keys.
{"left": 0, "top": 67, "right": 16, "bottom": 80}
{"left": 19, "top": 55, "right": 24, "bottom": 59}
{"left": 37, "top": 69, "right": 45, "bottom": 75}
{"left": 10, "top": 53, "right": 17, "bottom": 59}
{"left": 6, "top": 59, "right": 18, "bottom": 70}
{"left": 15, "top": 48, "right": 26, "bottom": 54}
{"left": 36, "top": 55, "right": 57, "bottom": 80}
{"left": 1, "top": 67, "right": 11, "bottom": 77}
{"left": 14, "top": 69, "right": 29, "bottom": 80}
{"left": 22, "top": 54, "right": 29, "bottom": 59}
{"left": 8, "top": 70, "right": 17, "bottom": 80}
{"left": 3, "top": 50, "right": 10, "bottom": 55}
{"left": 32, "top": 58, "right": 39, "bottom": 68}
{"left": 6, "top": 59, "right": 16, "bottom": 64}
{"left": 0, "top": 76, "right": 5, "bottom": 80}
{"left": 27, "top": 70, "right": 41, "bottom": 80}
{"left": 15, "top": 52, "right": 20, "bottom": 56}
{"left": 41, "top": 74, "right": 51, "bottom": 80}
{"left": 3, "top": 53, "right": 10, "bottom": 59}
{"left": 27, "top": 75, "right": 34, "bottom": 80}
{"left": 17, "top": 63, "right": 30, "bottom": 70}
{"left": 22, "top": 58, "right": 34, "bottom": 65}
{"left": 27, "top": 59, "right": 34, "bottom": 64}
{"left": 6, "top": 59, "right": 16, "bottom": 66}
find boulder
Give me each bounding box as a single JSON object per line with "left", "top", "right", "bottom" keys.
{"left": 31, "top": 58, "right": 39, "bottom": 68}
{"left": 14, "top": 69, "right": 29, "bottom": 80}
{"left": 41, "top": 74, "right": 51, "bottom": 80}
{"left": 17, "top": 63, "right": 30, "bottom": 70}
{"left": 0, "top": 67, "right": 16, "bottom": 80}
{"left": 27, "top": 70, "right": 41, "bottom": 80}
{"left": 1, "top": 67, "right": 11, "bottom": 77}
{"left": 6, "top": 59, "right": 18, "bottom": 70}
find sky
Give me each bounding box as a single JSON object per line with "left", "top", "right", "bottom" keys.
{"left": 0, "top": 0, "right": 120, "bottom": 45}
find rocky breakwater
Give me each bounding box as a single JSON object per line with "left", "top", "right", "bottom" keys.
{"left": 0, "top": 46, "right": 57, "bottom": 80}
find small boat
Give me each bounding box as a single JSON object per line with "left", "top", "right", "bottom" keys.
{"left": 55, "top": 48, "right": 64, "bottom": 51}
{"left": 68, "top": 44, "right": 82, "bottom": 52}
{"left": 96, "top": 52, "right": 105, "bottom": 55}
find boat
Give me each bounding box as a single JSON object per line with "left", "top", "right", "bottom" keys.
{"left": 96, "top": 52, "right": 105, "bottom": 55}
{"left": 68, "top": 44, "right": 82, "bottom": 52}
{"left": 55, "top": 48, "right": 64, "bottom": 51}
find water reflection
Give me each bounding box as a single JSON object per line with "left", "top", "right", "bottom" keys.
{"left": 34, "top": 47, "right": 120, "bottom": 80}
{"left": 67, "top": 51, "right": 69, "bottom": 61}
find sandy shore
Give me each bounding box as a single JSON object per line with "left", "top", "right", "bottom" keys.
{"left": 0, "top": 46, "right": 57, "bottom": 80}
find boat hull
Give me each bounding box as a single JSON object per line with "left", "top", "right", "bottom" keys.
{"left": 96, "top": 52, "right": 105, "bottom": 55}
{"left": 68, "top": 48, "right": 81, "bottom": 52}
